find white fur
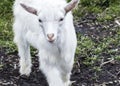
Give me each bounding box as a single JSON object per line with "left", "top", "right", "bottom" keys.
{"left": 13, "top": 0, "right": 77, "bottom": 86}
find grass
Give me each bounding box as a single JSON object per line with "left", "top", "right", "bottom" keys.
{"left": 74, "top": 0, "right": 120, "bottom": 21}
{"left": 0, "top": 0, "right": 15, "bottom": 53}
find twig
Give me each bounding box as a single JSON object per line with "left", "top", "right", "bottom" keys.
{"left": 117, "top": 70, "right": 120, "bottom": 75}
{"left": 100, "top": 58, "right": 114, "bottom": 68}
{"left": 107, "top": 70, "right": 117, "bottom": 79}
{"left": 97, "top": 79, "right": 120, "bottom": 86}
{"left": 115, "top": 20, "right": 120, "bottom": 26}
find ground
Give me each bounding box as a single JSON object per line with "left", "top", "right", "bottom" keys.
{"left": 0, "top": 14, "right": 120, "bottom": 86}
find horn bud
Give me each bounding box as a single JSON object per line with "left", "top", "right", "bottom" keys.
{"left": 64, "top": 0, "right": 79, "bottom": 13}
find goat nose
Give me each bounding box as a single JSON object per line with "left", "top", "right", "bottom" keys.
{"left": 47, "top": 33, "right": 54, "bottom": 41}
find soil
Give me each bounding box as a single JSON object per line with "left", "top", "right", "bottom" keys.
{"left": 0, "top": 14, "right": 120, "bottom": 86}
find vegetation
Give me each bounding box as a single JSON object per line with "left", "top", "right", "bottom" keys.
{"left": 0, "top": 0, "right": 120, "bottom": 78}
{"left": 0, "top": 0, "right": 15, "bottom": 53}
{"left": 74, "top": 0, "right": 120, "bottom": 72}
{"left": 74, "top": 0, "right": 120, "bottom": 20}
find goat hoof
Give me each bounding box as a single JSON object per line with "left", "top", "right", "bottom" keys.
{"left": 69, "top": 81, "right": 76, "bottom": 86}
{"left": 20, "top": 75, "right": 30, "bottom": 79}
{"left": 20, "top": 65, "right": 31, "bottom": 76}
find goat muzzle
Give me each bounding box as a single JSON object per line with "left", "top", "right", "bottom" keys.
{"left": 47, "top": 34, "right": 55, "bottom": 42}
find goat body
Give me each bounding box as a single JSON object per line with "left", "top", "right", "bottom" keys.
{"left": 13, "top": 0, "right": 78, "bottom": 86}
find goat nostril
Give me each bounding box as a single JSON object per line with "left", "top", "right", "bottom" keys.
{"left": 47, "top": 34, "right": 54, "bottom": 39}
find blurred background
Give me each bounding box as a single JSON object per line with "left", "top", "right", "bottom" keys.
{"left": 0, "top": 0, "right": 120, "bottom": 86}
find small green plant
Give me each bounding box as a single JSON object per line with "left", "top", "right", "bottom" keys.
{"left": 0, "top": 64, "right": 4, "bottom": 70}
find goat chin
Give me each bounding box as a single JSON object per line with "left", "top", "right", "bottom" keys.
{"left": 13, "top": 0, "right": 78, "bottom": 86}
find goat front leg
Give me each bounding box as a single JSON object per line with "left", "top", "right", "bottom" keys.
{"left": 13, "top": 21, "right": 32, "bottom": 76}
{"left": 18, "top": 42, "right": 31, "bottom": 76}
{"left": 39, "top": 53, "right": 64, "bottom": 86}
{"left": 62, "top": 73, "right": 71, "bottom": 86}
{"left": 46, "top": 68, "right": 64, "bottom": 86}
{"left": 61, "top": 65, "right": 72, "bottom": 86}
{"left": 61, "top": 54, "right": 75, "bottom": 86}
{"left": 15, "top": 37, "right": 32, "bottom": 76}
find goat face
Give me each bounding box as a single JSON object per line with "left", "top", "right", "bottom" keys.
{"left": 20, "top": 0, "right": 78, "bottom": 43}
{"left": 37, "top": 7, "right": 65, "bottom": 43}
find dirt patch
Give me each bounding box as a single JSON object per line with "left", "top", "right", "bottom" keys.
{"left": 0, "top": 49, "right": 48, "bottom": 86}
{"left": 0, "top": 47, "right": 120, "bottom": 86}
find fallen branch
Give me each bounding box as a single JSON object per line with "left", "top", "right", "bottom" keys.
{"left": 100, "top": 58, "right": 114, "bottom": 68}
{"left": 115, "top": 20, "right": 120, "bottom": 26}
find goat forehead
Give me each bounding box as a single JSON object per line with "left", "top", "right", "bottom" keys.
{"left": 39, "top": 0, "right": 66, "bottom": 7}
{"left": 39, "top": 7, "right": 64, "bottom": 21}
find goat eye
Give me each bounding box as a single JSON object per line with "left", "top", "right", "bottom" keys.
{"left": 59, "top": 18, "right": 64, "bottom": 22}
{"left": 39, "top": 19, "right": 42, "bottom": 23}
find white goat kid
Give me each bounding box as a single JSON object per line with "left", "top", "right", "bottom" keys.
{"left": 13, "top": 0, "right": 78, "bottom": 86}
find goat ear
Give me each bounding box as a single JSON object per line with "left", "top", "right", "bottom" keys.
{"left": 20, "top": 3, "right": 37, "bottom": 15}
{"left": 64, "top": 0, "right": 79, "bottom": 13}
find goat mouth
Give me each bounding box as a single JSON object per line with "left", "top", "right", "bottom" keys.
{"left": 48, "top": 40, "right": 55, "bottom": 43}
